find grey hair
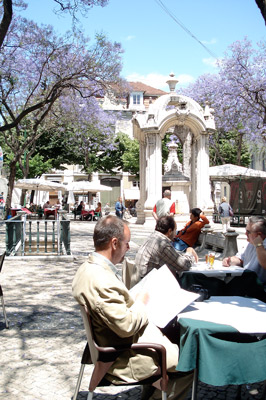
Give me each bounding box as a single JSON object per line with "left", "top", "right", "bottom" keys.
{"left": 249, "top": 216, "right": 266, "bottom": 235}
{"left": 93, "top": 215, "right": 126, "bottom": 250}
{"left": 163, "top": 190, "right": 171, "bottom": 198}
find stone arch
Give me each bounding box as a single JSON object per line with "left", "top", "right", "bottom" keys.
{"left": 132, "top": 74, "right": 215, "bottom": 224}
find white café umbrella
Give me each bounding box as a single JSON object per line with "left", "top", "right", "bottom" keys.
{"left": 66, "top": 181, "right": 112, "bottom": 193}
{"left": 15, "top": 178, "right": 66, "bottom": 205}
{"left": 209, "top": 164, "right": 266, "bottom": 181}
{"left": 15, "top": 178, "right": 66, "bottom": 192}
{"left": 66, "top": 181, "right": 112, "bottom": 205}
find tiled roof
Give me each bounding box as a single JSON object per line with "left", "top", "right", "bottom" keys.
{"left": 128, "top": 82, "right": 167, "bottom": 96}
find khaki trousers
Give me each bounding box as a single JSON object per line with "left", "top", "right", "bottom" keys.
{"left": 141, "top": 371, "right": 193, "bottom": 400}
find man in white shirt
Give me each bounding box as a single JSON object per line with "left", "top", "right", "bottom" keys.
{"left": 152, "top": 190, "right": 175, "bottom": 221}
{"left": 222, "top": 216, "right": 266, "bottom": 285}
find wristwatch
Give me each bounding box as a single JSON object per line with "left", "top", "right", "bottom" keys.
{"left": 255, "top": 243, "right": 263, "bottom": 248}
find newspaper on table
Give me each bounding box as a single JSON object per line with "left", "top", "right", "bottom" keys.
{"left": 130, "top": 264, "right": 199, "bottom": 328}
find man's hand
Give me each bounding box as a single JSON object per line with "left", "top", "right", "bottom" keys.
{"left": 186, "top": 247, "right": 199, "bottom": 263}
{"left": 253, "top": 235, "right": 264, "bottom": 248}
{"left": 222, "top": 256, "right": 242, "bottom": 267}
{"left": 135, "top": 291, "right": 150, "bottom": 305}
{"left": 222, "top": 257, "right": 231, "bottom": 267}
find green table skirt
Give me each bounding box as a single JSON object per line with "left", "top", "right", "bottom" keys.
{"left": 176, "top": 318, "right": 266, "bottom": 386}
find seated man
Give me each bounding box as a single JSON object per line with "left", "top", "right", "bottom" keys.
{"left": 173, "top": 208, "right": 209, "bottom": 251}
{"left": 135, "top": 215, "right": 198, "bottom": 279}
{"left": 223, "top": 216, "right": 266, "bottom": 285}
{"left": 72, "top": 215, "right": 193, "bottom": 400}
{"left": 43, "top": 201, "right": 50, "bottom": 209}
{"left": 74, "top": 201, "right": 84, "bottom": 220}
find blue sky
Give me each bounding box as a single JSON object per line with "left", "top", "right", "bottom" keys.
{"left": 21, "top": 0, "right": 266, "bottom": 90}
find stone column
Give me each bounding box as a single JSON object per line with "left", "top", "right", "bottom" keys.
{"left": 143, "top": 131, "right": 162, "bottom": 221}
{"left": 190, "top": 138, "right": 197, "bottom": 207}
{"left": 196, "top": 133, "right": 211, "bottom": 210}
{"left": 136, "top": 139, "right": 146, "bottom": 224}
{"left": 182, "top": 129, "right": 192, "bottom": 180}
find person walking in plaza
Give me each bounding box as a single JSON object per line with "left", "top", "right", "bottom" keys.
{"left": 72, "top": 215, "right": 193, "bottom": 400}
{"left": 152, "top": 189, "right": 175, "bottom": 221}
{"left": 219, "top": 197, "right": 233, "bottom": 233}
{"left": 173, "top": 208, "right": 209, "bottom": 251}
{"left": 115, "top": 196, "right": 126, "bottom": 219}
{"left": 136, "top": 215, "right": 198, "bottom": 279}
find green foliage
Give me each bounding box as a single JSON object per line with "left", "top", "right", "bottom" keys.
{"left": 99, "top": 132, "right": 140, "bottom": 176}
{"left": 209, "top": 130, "right": 251, "bottom": 167}
{"left": 162, "top": 134, "right": 183, "bottom": 165}
{"left": 3, "top": 150, "right": 53, "bottom": 179}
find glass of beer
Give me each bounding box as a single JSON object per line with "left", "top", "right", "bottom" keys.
{"left": 205, "top": 254, "right": 209, "bottom": 265}
{"left": 209, "top": 253, "right": 215, "bottom": 268}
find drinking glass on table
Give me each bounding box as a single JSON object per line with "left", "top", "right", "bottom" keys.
{"left": 209, "top": 253, "right": 215, "bottom": 268}
{"left": 205, "top": 253, "right": 209, "bottom": 265}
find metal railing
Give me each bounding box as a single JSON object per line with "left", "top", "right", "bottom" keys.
{"left": 5, "top": 210, "right": 71, "bottom": 256}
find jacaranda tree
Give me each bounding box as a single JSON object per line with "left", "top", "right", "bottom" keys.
{"left": 34, "top": 93, "right": 118, "bottom": 176}
{"left": 181, "top": 38, "right": 266, "bottom": 166}
{"left": 0, "top": 15, "right": 124, "bottom": 213}
{"left": 0, "top": 0, "right": 109, "bottom": 49}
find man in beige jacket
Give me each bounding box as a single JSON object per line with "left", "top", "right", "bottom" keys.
{"left": 72, "top": 215, "right": 192, "bottom": 400}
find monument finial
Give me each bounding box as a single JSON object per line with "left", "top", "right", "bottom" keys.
{"left": 166, "top": 72, "right": 179, "bottom": 92}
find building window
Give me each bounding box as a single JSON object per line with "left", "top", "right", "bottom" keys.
{"left": 250, "top": 154, "right": 255, "bottom": 169}
{"left": 130, "top": 92, "right": 143, "bottom": 108}
{"left": 262, "top": 153, "right": 266, "bottom": 171}
{"left": 224, "top": 187, "right": 227, "bottom": 197}
{"left": 133, "top": 94, "right": 141, "bottom": 105}
{"left": 132, "top": 181, "right": 139, "bottom": 188}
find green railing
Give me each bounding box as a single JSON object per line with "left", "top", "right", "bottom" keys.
{"left": 5, "top": 210, "right": 71, "bottom": 256}
{"left": 60, "top": 218, "right": 71, "bottom": 255}
{"left": 5, "top": 214, "right": 25, "bottom": 255}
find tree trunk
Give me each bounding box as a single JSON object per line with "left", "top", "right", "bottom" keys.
{"left": 237, "top": 133, "right": 244, "bottom": 165}
{"left": 255, "top": 0, "right": 266, "bottom": 25}
{"left": 20, "top": 189, "right": 27, "bottom": 207}
{"left": 0, "top": 0, "right": 13, "bottom": 49}
{"left": 5, "top": 160, "right": 16, "bottom": 218}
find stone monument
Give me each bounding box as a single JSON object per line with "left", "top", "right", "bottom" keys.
{"left": 132, "top": 73, "right": 215, "bottom": 224}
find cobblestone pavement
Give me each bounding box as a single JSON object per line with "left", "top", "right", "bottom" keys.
{"left": 0, "top": 218, "right": 265, "bottom": 400}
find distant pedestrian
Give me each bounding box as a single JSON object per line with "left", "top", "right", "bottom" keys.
{"left": 115, "top": 197, "right": 126, "bottom": 219}
{"left": 219, "top": 197, "right": 233, "bottom": 233}
{"left": 152, "top": 190, "right": 175, "bottom": 221}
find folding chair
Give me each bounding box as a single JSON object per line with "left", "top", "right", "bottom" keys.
{"left": 73, "top": 304, "right": 168, "bottom": 400}
{"left": 121, "top": 257, "right": 141, "bottom": 289}
{"left": 0, "top": 252, "right": 9, "bottom": 328}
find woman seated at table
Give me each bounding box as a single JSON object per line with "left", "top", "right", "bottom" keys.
{"left": 54, "top": 199, "right": 62, "bottom": 210}
{"left": 84, "top": 202, "right": 102, "bottom": 221}
{"left": 173, "top": 208, "right": 209, "bottom": 251}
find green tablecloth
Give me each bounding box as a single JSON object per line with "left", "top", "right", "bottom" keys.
{"left": 176, "top": 318, "right": 266, "bottom": 386}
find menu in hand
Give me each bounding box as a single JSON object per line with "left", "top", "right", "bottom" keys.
{"left": 130, "top": 264, "right": 199, "bottom": 328}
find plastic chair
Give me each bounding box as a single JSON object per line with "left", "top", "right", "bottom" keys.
{"left": 73, "top": 304, "right": 168, "bottom": 400}
{"left": 122, "top": 257, "right": 141, "bottom": 289}
{"left": 0, "top": 252, "right": 9, "bottom": 328}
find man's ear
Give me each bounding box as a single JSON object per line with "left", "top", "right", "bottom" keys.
{"left": 167, "top": 228, "right": 173, "bottom": 237}
{"left": 111, "top": 237, "right": 118, "bottom": 250}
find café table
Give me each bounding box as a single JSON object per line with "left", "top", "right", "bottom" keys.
{"left": 179, "top": 260, "right": 246, "bottom": 297}
{"left": 44, "top": 208, "right": 57, "bottom": 219}
{"left": 182, "top": 260, "right": 244, "bottom": 279}
{"left": 176, "top": 296, "right": 266, "bottom": 400}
